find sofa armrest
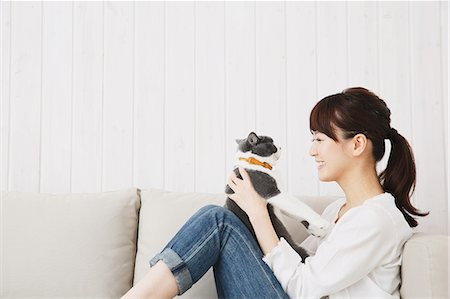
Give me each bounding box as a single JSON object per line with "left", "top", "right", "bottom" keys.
{"left": 400, "top": 232, "right": 449, "bottom": 298}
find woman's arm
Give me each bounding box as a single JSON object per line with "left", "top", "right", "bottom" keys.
{"left": 248, "top": 208, "right": 280, "bottom": 256}
{"left": 227, "top": 167, "right": 280, "bottom": 255}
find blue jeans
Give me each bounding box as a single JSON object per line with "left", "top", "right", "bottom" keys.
{"left": 149, "top": 204, "right": 290, "bottom": 299}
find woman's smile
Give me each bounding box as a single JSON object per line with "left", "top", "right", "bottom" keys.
{"left": 316, "top": 160, "right": 325, "bottom": 169}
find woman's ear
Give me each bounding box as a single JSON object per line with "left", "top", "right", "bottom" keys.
{"left": 351, "top": 133, "right": 368, "bottom": 156}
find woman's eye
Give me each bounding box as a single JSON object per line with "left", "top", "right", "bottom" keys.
{"left": 311, "top": 138, "right": 323, "bottom": 142}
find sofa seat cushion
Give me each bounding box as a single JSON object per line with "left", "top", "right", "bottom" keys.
{"left": 134, "top": 188, "right": 226, "bottom": 298}
{"left": 2, "top": 188, "right": 140, "bottom": 298}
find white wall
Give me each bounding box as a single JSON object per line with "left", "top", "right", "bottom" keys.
{"left": 1, "top": 1, "right": 448, "bottom": 234}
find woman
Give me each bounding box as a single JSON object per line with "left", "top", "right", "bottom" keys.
{"left": 122, "top": 87, "right": 428, "bottom": 299}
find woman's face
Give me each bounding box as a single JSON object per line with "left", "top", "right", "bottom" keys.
{"left": 309, "top": 129, "right": 354, "bottom": 182}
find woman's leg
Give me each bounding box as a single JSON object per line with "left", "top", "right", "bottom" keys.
{"left": 127, "top": 204, "right": 289, "bottom": 299}
{"left": 121, "top": 259, "right": 178, "bottom": 298}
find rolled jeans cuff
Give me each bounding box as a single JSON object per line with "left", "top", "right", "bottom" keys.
{"left": 149, "top": 248, "right": 193, "bottom": 295}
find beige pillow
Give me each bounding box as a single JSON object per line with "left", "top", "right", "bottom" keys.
{"left": 2, "top": 188, "right": 140, "bottom": 298}
{"left": 134, "top": 188, "right": 226, "bottom": 298}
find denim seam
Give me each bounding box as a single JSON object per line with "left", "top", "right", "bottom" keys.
{"left": 223, "top": 222, "right": 287, "bottom": 299}
{"left": 183, "top": 224, "right": 221, "bottom": 264}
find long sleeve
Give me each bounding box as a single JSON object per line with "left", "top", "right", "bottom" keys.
{"left": 262, "top": 206, "right": 399, "bottom": 298}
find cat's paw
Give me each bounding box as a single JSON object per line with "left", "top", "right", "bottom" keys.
{"left": 305, "top": 218, "right": 331, "bottom": 238}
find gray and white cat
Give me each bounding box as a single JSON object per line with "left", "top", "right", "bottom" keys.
{"left": 225, "top": 132, "right": 330, "bottom": 262}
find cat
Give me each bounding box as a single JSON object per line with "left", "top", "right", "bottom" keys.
{"left": 225, "top": 132, "right": 331, "bottom": 262}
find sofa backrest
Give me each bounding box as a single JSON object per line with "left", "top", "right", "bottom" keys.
{"left": 1, "top": 188, "right": 140, "bottom": 298}
{"left": 3, "top": 188, "right": 447, "bottom": 298}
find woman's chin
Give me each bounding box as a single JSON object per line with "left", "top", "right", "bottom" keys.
{"left": 318, "top": 173, "right": 333, "bottom": 182}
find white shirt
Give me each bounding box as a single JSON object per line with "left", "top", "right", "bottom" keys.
{"left": 262, "top": 193, "right": 413, "bottom": 299}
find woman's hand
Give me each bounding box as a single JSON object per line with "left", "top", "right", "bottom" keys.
{"left": 227, "top": 167, "right": 268, "bottom": 220}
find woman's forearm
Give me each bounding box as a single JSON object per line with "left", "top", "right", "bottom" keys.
{"left": 249, "top": 209, "right": 280, "bottom": 256}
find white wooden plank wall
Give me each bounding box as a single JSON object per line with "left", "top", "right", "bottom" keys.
{"left": 196, "top": 2, "right": 225, "bottom": 193}
{"left": 408, "top": 1, "right": 447, "bottom": 234}
{"left": 0, "top": 1, "right": 448, "bottom": 234}
{"left": 72, "top": 2, "right": 103, "bottom": 193}
{"left": 285, "top": 2, "right": 318, "bottom": 197}
{"left": 41, "top": 2, "right": 72, "bottom": 193}
{"left": 134, "top": 1, "right": 165, "bottom": 191}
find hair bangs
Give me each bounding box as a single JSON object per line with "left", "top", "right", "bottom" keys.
{"left": 309, "top": 94, "right": 339, "bottom": 141}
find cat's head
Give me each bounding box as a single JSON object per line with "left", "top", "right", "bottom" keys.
{"left": 235, "top": 132, "right": 281, "bottom": 166}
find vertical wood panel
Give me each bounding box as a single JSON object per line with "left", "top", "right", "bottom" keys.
{"left": 347, "top": 1, "right": 378, "bottom": 89}
{"left": 316, "top": 2, "right": 347, "bottom": 197}
{"left": 134, "top": 2, "right": 165, "bottom": 190}
{"left": 224, "top": 2, "right": 256, "bottom": 175}
{"left": 441, "top": 1, "right": 449, "bottom": 234}
{"left": 286, "top": 1, "right": 319, "bottom": 196}
{"left": 9, "top": 2, "right": 42, "bottom": 192}
{"left": 103, "top": 1, "right": 134, "bottom": 191}
{"left": 1, "top": 1, "right": 11, "bottom": 192}
{"left": 409, "top": 1, "right": 447, "bottom": 233}
{"left": 378, "top": 2, "right": 412, "bottom": 141}
{"left": 317, "top": 2, "right": 348, "bottom": 96}
{"left": 441, "top": 3, "right": 448, "bottom": 228}
{"left": 1, "top": 6, "right": 10, "bottom": 285}
{"left": 377, "top": 2, "right": 411, "bottom": 178}
{"left": 165, "top": 2, "right": 195, "bottom": 192}
{"left": 255, "top": 2, "right": 288, "bottom": 190}
{"left": 40, "top": 2, "right": 72, "bottom": 193}
{"left": 72, "top": 1, "right": 103, "bottom": 193}
{"left": 195, "top": 2, "right": 225, "bottom": 193}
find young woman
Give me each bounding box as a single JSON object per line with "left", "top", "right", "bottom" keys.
{"left": 122, "top": 87, "right": 428, "bottom": 299}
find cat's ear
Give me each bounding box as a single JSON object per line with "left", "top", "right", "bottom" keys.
{"left": 248, "top": 132, "right": 260, "bottom": 145}
{"left": 235, "top": 138, "right": 242, "bottom": 144}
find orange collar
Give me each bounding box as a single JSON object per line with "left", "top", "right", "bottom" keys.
{"left": 239, "top": 157, "right": 273, "bottom": 170}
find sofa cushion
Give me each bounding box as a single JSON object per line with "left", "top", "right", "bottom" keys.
{"left": 2, "top": 188, "right": 140, "bottom": 298}
{"left": 400, "top": 232, "right": 449, "bottom": 298}
{"left": 134, "top": 188, "right": 226, "bottom": 298}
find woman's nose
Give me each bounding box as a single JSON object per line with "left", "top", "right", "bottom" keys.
{"left": 309, "top": 143, "right": 317, "bottom": 157}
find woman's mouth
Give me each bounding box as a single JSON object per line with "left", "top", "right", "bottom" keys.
{"left": 316, "top": 161, "right": 325, "bottom": 169}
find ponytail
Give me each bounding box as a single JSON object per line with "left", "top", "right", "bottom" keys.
{"left": 379, "top": 128, "right": 429, "bottom": 227}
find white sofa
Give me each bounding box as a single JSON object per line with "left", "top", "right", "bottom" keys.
{"left": 1, "top": 188, "right": 448, "bottom": 298}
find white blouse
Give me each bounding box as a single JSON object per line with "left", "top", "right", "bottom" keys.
{"left": 262, "top": 193, "right": 413, "bottom": 299}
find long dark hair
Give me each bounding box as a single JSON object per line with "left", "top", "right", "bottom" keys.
{"left": 309, "top": 87, "right": 429, "bottom": 227}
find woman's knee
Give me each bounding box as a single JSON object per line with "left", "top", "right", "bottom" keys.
{"left": 200, "top": 203, "right": 222, "bottom": 211}
{"left": 196, "top": 204, "right": 237, "bottom": 224}
{"left": 196, "top": 204, "right": 224, "bottom": 217}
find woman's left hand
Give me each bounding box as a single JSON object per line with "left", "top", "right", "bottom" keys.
{"left": 227, "top": 167, "right": 268, "bottom": 220}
